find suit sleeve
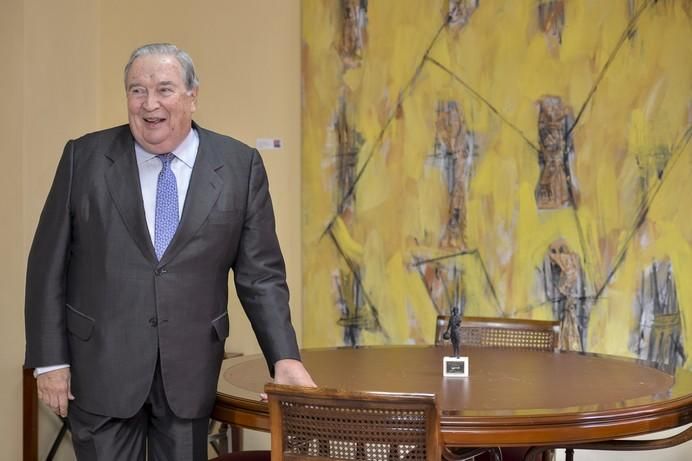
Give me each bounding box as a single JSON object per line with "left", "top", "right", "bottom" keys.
{"left": 232, "top": 149, "right": 300, "bottom": 375}
{"left": 24, "top": 140, "right": 74, "bottom": 369}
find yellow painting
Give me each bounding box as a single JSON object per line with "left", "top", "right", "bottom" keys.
{"left": 301, "top": 0, "right": 692, "bottom": 371}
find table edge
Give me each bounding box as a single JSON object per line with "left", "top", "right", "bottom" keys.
{"left": 214, "top": 348, "right": 692, "bottom": 445}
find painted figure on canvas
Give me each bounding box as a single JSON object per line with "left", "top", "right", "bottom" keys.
{"left": 535, "top": 96, "right": 578, "bottom": 209}
{"left": 545, "top": 239, "right": 584, "bottom": 351}
{"left": 631, "top": 260, "right": 686, "bottom": 368}
{"left": 538, "top": 0, "right": 565, "bottom": 47}
{"left": 435, "top": 101, "right": 475, "bottom": 250}
{"left": 339, "top": 0, "right": 368, "bottom": 69}
{"left": 446, "top": 0, "right": 479, "bottom": 29}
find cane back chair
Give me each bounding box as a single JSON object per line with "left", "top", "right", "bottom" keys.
{"left": 435, "top": 316, "right": 560, "bottom": 461}
{"left": 265, "top": 383, "right": 440, "bottom": 461}
{"left": 435, "top": 315, "right": 560, "bottom": 351}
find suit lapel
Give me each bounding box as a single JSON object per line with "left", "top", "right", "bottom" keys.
{"left": 104, "top": 126, "right": 158, "bottom": 263}
{"left": 160, "top": 127, "right": 223, "bottom": 265}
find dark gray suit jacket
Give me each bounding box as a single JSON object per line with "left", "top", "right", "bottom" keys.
{"left": 24, "top": 123, "right": 300, "bottom": 419}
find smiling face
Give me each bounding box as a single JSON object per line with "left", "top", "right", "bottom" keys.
{"left": 126, "top": 54, "right": 197, "bottom": 154}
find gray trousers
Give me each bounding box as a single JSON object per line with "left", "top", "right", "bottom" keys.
{"left": 68, "top": 361, "right": 209, "bottom": 461}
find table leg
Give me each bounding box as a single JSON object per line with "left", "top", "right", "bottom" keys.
{"left": 230, "top": 425, "right": 243, "bottom": 452}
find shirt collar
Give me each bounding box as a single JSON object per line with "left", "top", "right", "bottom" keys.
{"left": 135, "top": 128, "right": 199, "bottom": 168}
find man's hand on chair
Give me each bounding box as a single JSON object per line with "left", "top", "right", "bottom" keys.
{"left": 261, "top": 359, "right": 316, "bottom": 400}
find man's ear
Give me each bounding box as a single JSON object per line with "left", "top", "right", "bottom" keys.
{"left": 189, "top": 88, "right": 199, "bottom": 112}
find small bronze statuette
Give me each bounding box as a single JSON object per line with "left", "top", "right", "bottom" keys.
{"left": 443, "top": 306, "right": 462, "bottom": 357}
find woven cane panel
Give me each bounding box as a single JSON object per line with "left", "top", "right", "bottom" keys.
{"left": 460, "top": 327, "right": 555, "bottom": 351}
{"left": 281, "top": 401, "right": 428, "bottom": 461}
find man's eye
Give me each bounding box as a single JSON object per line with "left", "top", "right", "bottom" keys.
{"left": 130, "top": 88, "right": 145, "bottom": 96}
{"left": 160, "top": 87, "right": 173, "bottom": 94}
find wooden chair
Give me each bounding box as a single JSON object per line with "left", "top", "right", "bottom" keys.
{"left": 208, "top": 420, "right": 243, "bottom": 455}
{"left": 434, "top": 315, "right": 560, "bottom": 351}
{"left": 23, "top": 366, "right": 72, "bottom": 461}
{"left": 265, "top": 383, "right": 440, "bottom": 461}
{"left": 435, "top": 316, "right": 560, "bottom": 461}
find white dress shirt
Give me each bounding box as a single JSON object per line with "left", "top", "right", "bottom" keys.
{"left": 35, "top": 128, "right": 199, "bottom": 377}
{"left": 135, "top": 128, "right": 199, "bottom": 244}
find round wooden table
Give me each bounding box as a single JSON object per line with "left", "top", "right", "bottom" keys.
{"left": 214, "top": 346, "right": 692, "bottom": 447}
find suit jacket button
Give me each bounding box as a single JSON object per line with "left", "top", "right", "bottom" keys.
{"left": 149, "top": 317, "right": 158, "bottom": 326}
{"left": 154, "top": 268, "right": 167, "bottom": 276}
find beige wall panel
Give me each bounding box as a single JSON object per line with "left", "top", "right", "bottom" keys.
{"left": 99, "top": 0, "right": 303, "bottom": 356}
{"left": 0, "top": 2, "right": 26, "bottom": 460}
{"left": 23, "top": 0, "right": 102, "bottom": 233}
{"left": 4, "top": 1, "right": 300, "bottom": 458}
{"left": 22, "top": 1, "right": 101, "bottom": 459}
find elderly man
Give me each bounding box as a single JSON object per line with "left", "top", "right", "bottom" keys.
{"left": 24, "top": 43, "right": 314, "bottom": 461}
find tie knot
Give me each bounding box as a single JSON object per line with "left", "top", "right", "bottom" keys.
{"left": 158, "top": 153, "right": 175, "bottom": 167}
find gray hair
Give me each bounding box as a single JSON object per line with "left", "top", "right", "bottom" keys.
{"left": 124, "top": 43, "right": 199, "bottom": 91}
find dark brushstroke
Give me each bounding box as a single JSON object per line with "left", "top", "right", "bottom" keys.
{"left": 321, "top": 20, "right": 450, "bottom": 241}
{"left": 426, "top": 57, "right": 540, "bottom": 153}
{"left": 596, "top": 131, "right": 690, "bottom": 299}
{"left": 566, "top": 0, "right": 654, "bottom": 137}
{"left": 412, "top": 249, "right": 503, "bottom": 314}
{"left": 327, "top": 229, "right": 390, "bottom": 342}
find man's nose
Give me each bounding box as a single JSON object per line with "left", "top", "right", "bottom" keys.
{"left": 143, "top": 92, "right": 160, "bottom": 110}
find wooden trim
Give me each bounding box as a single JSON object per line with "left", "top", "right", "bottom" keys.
{"left": 212, "top": 395, "right": 271, "bottom": 432}
{"left": 23, "top": 367, "right": 38, "bottom": 461}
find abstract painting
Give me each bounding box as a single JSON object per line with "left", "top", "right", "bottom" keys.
{"left": 301, "top": 0, "right": 691, "bottom": 370}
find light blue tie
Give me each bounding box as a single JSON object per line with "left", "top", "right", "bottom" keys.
{"left": 154, "top": 153, "right": 179, "bottom": 260}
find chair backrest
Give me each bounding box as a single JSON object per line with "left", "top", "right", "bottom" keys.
{"left": 435, "top": 315, "right": 560, "bottom": 351}
{"left": 265, "top": 384, "right": 440, "bottom": 461}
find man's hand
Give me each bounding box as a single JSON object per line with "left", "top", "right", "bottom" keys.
{"left": 261, "top": 358, "right": 316, "bottom": 400}
{"left": 274, "top": 359, "right": 316, "bottom": 387}
{"left": 36, "top": 368, "right": 74, "bottom": 417}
